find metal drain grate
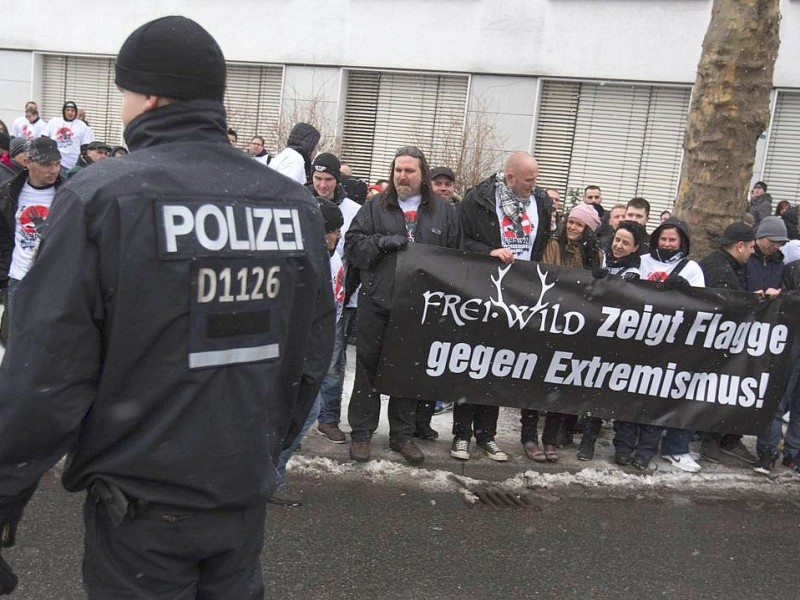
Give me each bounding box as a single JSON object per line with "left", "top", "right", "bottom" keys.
{"left": 467, "top": 488, "right": 540, "bottom": 510}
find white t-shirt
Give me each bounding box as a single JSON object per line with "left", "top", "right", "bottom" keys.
{"left": 9, "top": 182, "right": 56, "bottom": 281}
{"left": 639, "top": 254, "right": 705, "bottom": 287}
{"left": 330, "top": 251, "right": 345, "bottom": 323}
{"left": 494, "top": 190, "right": 540, "bottom": 262}
{"left": 11, "top": 117, "right": 48, "bottom": 140}
{"left": 46, "top": 118, "right": 95, "bottom": 169}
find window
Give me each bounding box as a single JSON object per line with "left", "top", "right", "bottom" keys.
{"left": 534, "top": 80, "right": 691, "bottom": 228}
{"left": 762, "top": 91, "right": 800, "bottom": 201}
{"left": 41, "top": 55, "right": 283, "bottom": 151}
{"left": 341, "top": 70, "right": 469, "bottom": 183}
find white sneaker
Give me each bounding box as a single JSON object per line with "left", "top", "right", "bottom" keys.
{"left": 662, "top": 453, "right": 702, "bottom": 473}
{"left": 451, "top": 438, "right": 470, "bottom": 460}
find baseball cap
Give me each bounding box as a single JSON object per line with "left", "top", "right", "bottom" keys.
{"left": 25, "top": 137, "right": 61, "bottom": 163}
{"left": 430, "top": 166, "right": 455, "bottom": 181}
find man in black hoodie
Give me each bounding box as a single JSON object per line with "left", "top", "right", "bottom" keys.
{"left": 0, "top": 16, "right": 333, "bottom": 597}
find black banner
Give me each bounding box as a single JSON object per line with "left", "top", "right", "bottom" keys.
{"left": 374, "top": 245, "right": 800, "bottom": 435}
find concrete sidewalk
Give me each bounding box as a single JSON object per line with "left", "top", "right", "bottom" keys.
{"left": 293, "top": 345, "right": 767, "bottom": 483}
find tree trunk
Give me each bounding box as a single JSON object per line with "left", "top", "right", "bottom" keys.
{"left": 674, "top": 0, "right": 780, "bottom": 259}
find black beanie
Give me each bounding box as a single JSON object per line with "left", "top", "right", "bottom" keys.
{"left": 318, "top": 197, "right": 343, "bottom": 233}
{"left": 312, "top": 153, "right": 341, "bottom": 182}
{"left": 115, "top": 16, "right": 226, "bottom": 101}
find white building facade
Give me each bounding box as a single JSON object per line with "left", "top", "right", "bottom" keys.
{"left": 1, "top": 0, "right": 798, "bottom": 224}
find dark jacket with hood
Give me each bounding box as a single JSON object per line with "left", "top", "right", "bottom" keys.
{"left": 0, "top": 100, "right": 334, "bottom": 512}
{"left": 745, "top": 243, "right": 785, "bottom": 292}
{"left": 458, "top": 175, "right": 552, "bottom": 262}
{"left": 345, "top": 190, "right": 461, "bottom": 312}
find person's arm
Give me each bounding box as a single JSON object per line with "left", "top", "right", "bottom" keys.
{"left": 457, "top": 195, "right": 495, "bottom": 255}
{"left": 281, "top": 231, "right": 335, "bottom": 447}
{"left": 0, "top": 190, "right": 101, "bottom": 582}
{"left": 344, "top": 202, "right": 394, "bottom": 271}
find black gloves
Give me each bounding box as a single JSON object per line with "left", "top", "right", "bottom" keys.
{"left": 664, "top": 275, "right": 691, "bottom": 291}
{"left": 622, "top": 272, "right": 640, "bottom": 282}
{"left": 0, "top": 551, "right": 18, "bottom": 595}
{"left": 592, "top": 267, "right": 609, "bottom": 279}
{"left": 377, "top": 234, "right": 408, "bottom": 253}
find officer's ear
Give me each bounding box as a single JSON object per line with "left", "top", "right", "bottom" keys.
{"left": 148, "top": 96, "right": 177, "bottom": 111}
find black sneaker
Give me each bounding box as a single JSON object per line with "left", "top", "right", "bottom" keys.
{"left": 450, "top": 438, "right": 470, "bottom": 460}
{"left": 614, "top": 451, "right": 631, "bottom": 466}
{"left": 476, "top": 439, "right": 508, "bottom": 462}
{"left": 577, "top": 436, "right": 596, "bottom": 461}
{"left": 700, "top": 439, "right": 723, "bottom": 464}
{"left": 413, "top": 423, "right": 439, "bottom": 440}
{"left": 719, "top": 440, "right": 758, "bottom": 465}
{"left": 631, "top": 457, "right": 653, "bottom": 471}
{"left": 753, "top": 451, "right": 778, "bottom": 475}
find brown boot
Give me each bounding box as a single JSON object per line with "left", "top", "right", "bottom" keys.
{"left": 317, "top": 422, "right": 346, "bottom": 444}
{"left": 389, "top": 439, "right": 425, "bottom": 464}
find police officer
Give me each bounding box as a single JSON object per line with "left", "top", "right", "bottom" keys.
{"left": 0, "top": 16, "right": 333, "bottom": 597}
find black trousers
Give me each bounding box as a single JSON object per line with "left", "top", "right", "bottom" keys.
{"left": 347, "top": 300, "right": 416, "bottom": 442}
{"left": 83, "top": 496, "right": 266, "bottom": 599}
{"left": 520, "top": 409, "right": 562, "bottom": 445}
{"left": 452, "top": 403, "right": 499, "bottom": 443}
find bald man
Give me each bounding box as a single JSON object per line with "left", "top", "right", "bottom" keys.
{"left": 447, "top": 151, "right": 552, "bottom": 463}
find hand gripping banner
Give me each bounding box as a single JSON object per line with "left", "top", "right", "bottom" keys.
{"left": 374, "top": 245, "right": 800, "bottom": 435}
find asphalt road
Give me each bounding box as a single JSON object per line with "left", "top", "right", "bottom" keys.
{"left": 2, "top": 467, "right": 798, "bottom": 599}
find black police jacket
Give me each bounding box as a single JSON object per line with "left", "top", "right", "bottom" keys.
{"left": 0, "top": 100, "right": 334, "bottom": 511}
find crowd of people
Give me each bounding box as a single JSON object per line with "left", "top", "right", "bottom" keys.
{"left": 0, "top": 15, "right": 797, "bottom": 595}
{"left": 4, "top": 95, "right": 800, "bottom": 504}
{"left": 249, "top": 130, "right": 800, "bottom": 503}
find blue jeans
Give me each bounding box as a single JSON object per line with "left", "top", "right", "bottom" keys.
{"left": 275, "top": 395, "right": 321, "bottom": 487}
{"left": 317, "top": 309, "right": 353, "bottom": 425}
{"left": 662, "top": 427, "right": 692, "bottom": 456}
{"left": 756, "top": 357, "right": 800, "bottom": 458}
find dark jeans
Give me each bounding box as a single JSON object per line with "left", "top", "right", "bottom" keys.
{"left": 318, "top": 308, "right": 355, "bottom": 425}
{"left": 347, "top": 300, "right": 416, "bottom": 443}
{"left": 520, "top": 409, "right": 562, "bottom": 445}
{"left": 452, "top": 403, "right": 499, "bottom": 443}
{"left": 416, "top": 400, "right": 435, "bottom": 426}
{"left": 613, "top": 421, "right": 664, "bottom": 462}
{"left": 83, "top": 495, "right": 266, "bottom": 599}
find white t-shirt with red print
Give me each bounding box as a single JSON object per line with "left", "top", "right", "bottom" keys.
{"left": 330, "top": 251, "right": 345, "bottom": 323}
{"left": 46, "top": 118, "right": 95, "bottom": 169}
{"left": 398, "top": 195, "right": 421, "bottom": 243}
{"left": 9, "top": 182, "right": 56, "bottom": 281}
{"left": 494, "top": 191, "right": 539, "bottom": 261}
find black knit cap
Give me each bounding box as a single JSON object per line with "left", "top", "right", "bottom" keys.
{"left": 312, "top": 153, "right": 341, "bottom": 182}
{"left": 115, "top": 16, "right": 226, "bottom": 101}
{"left": 318, "top": 197, "right": 343, "bottom": 233}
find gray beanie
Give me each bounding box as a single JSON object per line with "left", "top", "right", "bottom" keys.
{"left": 9, "top": 137, "right": 27, "bottom": 157}
{"left": 756, "top": 216, "right": 788, "bottom": 242}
